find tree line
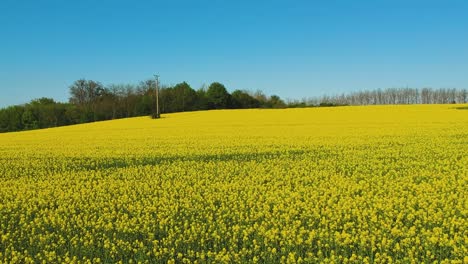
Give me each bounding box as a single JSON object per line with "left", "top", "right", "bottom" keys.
{"left": 1, "top": 83, "right": 467, "bottom": 133}
{"left": 0, "top": 79, "right": 286, "bottom": 133}
{"left": 287, "top": 88, "right": 468, "bottom": 107}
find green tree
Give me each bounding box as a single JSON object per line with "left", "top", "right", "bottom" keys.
{"left": 28, "top": 98, "right": 58, "bottom": 127}
{"left": 69, "top": 79, "right": 104, "bottom": 122}
{"left": 206, "top": 82, "right": 231, "bottom": 109}
{"left": 0, "top": 106, "right": 24, "bottom": 132}
{"left": 231, "top": 90, "right": 260, "bottom": 109}
{"left": 21, "top": 108, "right": 38, "bottom": 130}
{"left": 195, "top": 86, "right": 209, "bottom": 110}
{"left": 173, "top": 82, "right": 198, "bottom": 112}
{"left": 268, "top": 95, "right": 286, "bottom": 108}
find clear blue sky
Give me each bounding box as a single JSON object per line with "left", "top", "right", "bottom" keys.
{"left": 1, "top": 0, "right": 467, "bottom": 107}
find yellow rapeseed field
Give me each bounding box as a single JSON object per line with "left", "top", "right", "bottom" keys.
{"left": 0, "top": 105, "right": 467, "bottom": 263}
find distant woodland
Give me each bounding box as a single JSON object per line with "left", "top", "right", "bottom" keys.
{"left": 0, "top": 79, "right": 467, "bottom": 133}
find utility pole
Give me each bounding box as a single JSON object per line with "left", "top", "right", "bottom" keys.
{"left": 154, "top": 74, "right": 160, "bottom": 119}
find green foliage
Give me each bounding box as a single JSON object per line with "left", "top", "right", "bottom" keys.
{"left": 0, "top": 98, "right": 82, "bottom": 133}
{"left": 195, "top": 88, "right": 209, "bottom": 110}
{"left": 206, "top": 82, "right": 231, "bottom": 109}
{"left": 231, "top": 90, "right": 260, "bottom": 109}
{"left": 21, "top": 109, "right": 38, "bottom": 130}
{"left": 160, "top": 82, "right": 199, "bottom": 113}
{"left": 268, "top": 95, "right": 286, "bottom": 108}
{"left": 174, "top": 82, "right": 198, "bottom": 111}
{"left": 0, "top": 106, "right": 24, "bottom": 132}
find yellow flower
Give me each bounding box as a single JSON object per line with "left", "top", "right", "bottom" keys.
{"left": 0, "top": 105, "right": 466, "bottom": 262}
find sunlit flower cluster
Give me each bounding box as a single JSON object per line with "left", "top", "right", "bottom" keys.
{"left": 0, "top": 105, "right": 467, "bottom": 263}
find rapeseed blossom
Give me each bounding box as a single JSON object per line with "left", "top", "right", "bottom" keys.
{"left": 0, "top": 105, "right": 467, "bottom": 263}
